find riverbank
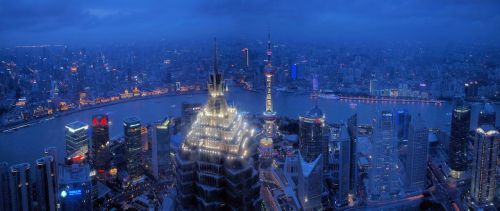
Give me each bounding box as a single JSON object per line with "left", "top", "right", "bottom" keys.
{"left": 1, "top": 90, "right": 206, "bottom": 133}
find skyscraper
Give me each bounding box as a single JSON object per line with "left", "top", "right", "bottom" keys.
{"left": 124, "top": 117, "right": 143, "bottom": 179}
{"left": 152, "top": 117, "right": 171, "bottom": 179}
{"left": 260, "top": 32, "right": 278, "bottom": 167}
{"left": 297, "top": 106, "right": 325, "bottom": 210}
{"left": 35, "top": 156, "right": 58, "bottom": 211}
{"left": 58, "top": 164, "right": 92, "bottom": 210}
{"left": 65, "top": 121, "right": 89, "bottom": 162}
{"left": 449, "top": 104, "right": 471, "bottom": 178}
{"left": 175, "top": 39, "right": 261, "bottom": 210}
{"left": 395, "top": 109, "right": 411, "bottom": 141}
{"left": 181, "top": 102, "right": 202, "bottom": 132}
{"left": 405, "top": 119, "right": 428, "bottom": 193}
{"left": 347, "top": 113, "right": 357, "bottom": 195}
{"left": 299, "top": 106, "right": 325, "bottom": 163}
{"left": 91, "top": 114, "right": 111, "bottom": 179}
{"left": 470, "top": 125, "right": 499, "bottom": 207}
{"left": 329, "top": 124, "right": 351, "bottom": 207}
{"left": 477, "top": 103, "right": 496, "bottom": 127}
{"left": 9, "top": 163, "right": 33, "bottom": 211}
{"left": 0, "top": 162, "right": 11, "bottom": 211}
{"left": 369, "top": 111, "right": 400, "bottom": 200}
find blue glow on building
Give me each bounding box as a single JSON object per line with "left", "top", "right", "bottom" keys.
{"left": 291, "top": 63, "right": 297, "bottom": 80}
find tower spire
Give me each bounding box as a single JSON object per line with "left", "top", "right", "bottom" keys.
{"left": 213, "top": 37, "right": 219, "bottom": 74}
{"left": 266, "top": 30, "right": 272, "bottom": 65}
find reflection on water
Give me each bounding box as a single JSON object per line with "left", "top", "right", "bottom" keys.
{"left": 0, "top": 86, "right": 496, "bottom": 165}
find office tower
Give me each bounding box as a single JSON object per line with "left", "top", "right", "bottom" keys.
{"left": 406, "top": 119, "right": 429, "bottom": 193}
{"left": 241, "top": 47, "right": 249, "bottom": 69}
{"left": 91, "top": 115, "right": 111, "bottom": 179}
{"left": 43, "top": 147, "right": 58, "bottom": 165}
{"left": 470, "top": 125, "right": 499, "bottom": 207}
{"left": 297, "top": 106, "right": 325, "bottom": 210}
{"left": 299, "top": 106, "right": 325, "bottom": 163}
{"left": 59, "top": 164, "right": 92, "bottom": 210}
{"left": 181, "top": 102, "right": 202, "bottom": 132}
{"left": 0, "top": 162, "right": 11, "bottom": 211}
{"left": 152, "top": 117, "right": 171, "bottom": 179}
{"left": 9, "top": 163, "right": 33, "bottom": 211}
{"left": 329, "top": 124, "right": 351, "bottom": 207}
{"left": 124, "top": 117, "right": 143, "bottom": 179}
{"left": 395, "top": 109, "right": 411, "bottom": 141}
{"left": 478, "top": 103, "right": 496, "bottom": 127}
{"left": 347, "top": 113, "right": 357, "bottom": 195}
{"left": 65, "top": 121, "right": 89, "bottom": 162}
{"left": 260, "top": 32, "right": 278, "bottom": 168}
{"left": 176, "top": 39, "right": 261, "bottom": 210}
{"left": 35, "top": 156, "right": 57, "bottom": 211}
{"left": 449, "top": 104, "right": 471, "bottom": 178}
{"left": 464, "top": 81, "right": 479, "bottom": 100}
{"left": 369, "top": 111, "right": 400, "bottom": 200}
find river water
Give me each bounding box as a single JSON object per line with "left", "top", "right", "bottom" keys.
{"left": 0, "top": 86, "right": 497, "bottom": 165}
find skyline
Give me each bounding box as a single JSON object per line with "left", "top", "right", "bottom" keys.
{"left": 2, "top": 0, "right": 500, "bottom": 46}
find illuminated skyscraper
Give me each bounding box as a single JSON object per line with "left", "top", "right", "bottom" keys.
{"left": 297, "top": 106, "right": 325, "bottom": 210}
{"left": 176, "top": 39, "right": 261, "bottom": 210}
{"left": 9, "top": 163, "right": 33, "bottom": 211}
{"left": 58, "top": 164, "right": 92, "bottom": 210}
{"left": 181, "top": 102, "right": 202, "bottom": 133}
{"left": 91, "top": 115, "right": 111, "bottom": 179}
{"left": 35, "top": 156, "right": 57, "bottom": 211}
{"left": 369, "top": 111, "right": 400, "bottom": 200}
{"left": 405, "top": 119, "right": 428, "bottom": 193}
{"left": 347, "top": 113, "right": 357, "bottom": 195}
{"left": 0, "top": 162, "right": 11, "bottom": 211}
{"left": 449, "top": 104, "right": 471, "bottom": 178}
{"left": 260, "top": 32, "right": 278, "bottom": 167}
{"left": 124, "top": 117, "right": 143, "bottom": 179}
{"left": 65, "top": 121, "right": 89, "bottom": 162}
{"left": 477, "top": 103, "right": 496, "bottom": 127}
{"left": 470, "top": 125, "right": 499, "bottom": 208}
{"left": 329, "top": 124, "right": 351, "bottom": 207}
{"left": 152, "top": 117, "right": 171, "bottom": 179}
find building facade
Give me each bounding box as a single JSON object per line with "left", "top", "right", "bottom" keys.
{"left": 175, "top": 39, "right": 261, "bottom": 210}
{"left": 91, "top": 114, "right": 112, "bottom": 179}
{"left": 449, "top": 104, "right": 471, "bottom": 178}
{"left": 470, "top": 125, "right": 499, "bottom": 207}
{"left": 124, "top": 117, "right": 143, "bottom": 179}
{"left": 35, "top": 156, "right": 58, "bottom": 211}
{"left": 9, "top": 163, "right": 33, "bottom": 211}
{"left": 65, "top": 121, "right": 89, "bottom": 162}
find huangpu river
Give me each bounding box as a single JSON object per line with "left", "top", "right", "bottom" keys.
{"left": 0, "top": 86, "right": 497, "bottom": 165}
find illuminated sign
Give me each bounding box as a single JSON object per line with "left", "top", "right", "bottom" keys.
{"left": 68, "top": 189, "right": 82, "bottom": 196}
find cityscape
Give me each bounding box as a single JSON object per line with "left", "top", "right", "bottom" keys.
{"left": 1, "top": 1, "right": 500, "bottom": 211}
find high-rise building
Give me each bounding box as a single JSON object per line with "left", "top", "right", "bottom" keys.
{"left": 395, "top": 109, "right": 411, "bottom": 141}
{"left": 297, "top": 106, "right": 325, "bottom": 210}
{"left": 470, "top": 125, "right": 499, "bottom": 208}
{"left": 405, "top": 119, "right": 428, "bottom": 193}
{"left": 299, "top": 106, "right": 325, "bottom": 163}
{"left": 241, "top": 47, "right": 249, "bottom": 69}
{"left": 260, "top": 32, "right": 278, "bottom": 168}
{"left": 9, "top": 163, "right": 33, "bottom": 211}
{"left": 477, "top": 103, "right": 496, "bottom": 127}
{"left": 181, "top": 102, "right": 202, "bottom": 132}
{"left": 176, "top": 39, "right": 261, "bottom": 210}
{"left": 124, "top": 117, "right": 143, "bottom": 179}
{"left": 329, "top": 124, "right": 351, "bottom": 207}
{"left": 65, "top": 121, "right": 89, "bottom": 162}
{"left": 91, "top": 114, "right": 111, "bottom": 179}
{"left": 35, "top": 156, "right": 58, "bottom": 211}
{"left": 449, "top": 104, "right": 471, "bottom": 178}
{"left": 369, "top": 111, "right": 400, "bottom": 200}
{"left": 0, "top": 162, "right": 11, "bottom": 211}
{"left": 347, "top": 113, "right": 357, "bottom": 195}
{"left": 151, "top": 117, "right": 171, "bottom": 179}
{"left": 58, "top": 164, "right": 92, "bottom": 210}
{"left": 43, "top": 147, "right": 58, "bottom": 165}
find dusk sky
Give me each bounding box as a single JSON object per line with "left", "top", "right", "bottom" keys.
{"left": 1, "top": 0, "right": 500, "bottom": 46}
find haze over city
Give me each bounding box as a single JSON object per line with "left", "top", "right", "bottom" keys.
{"left": 0, "top": 1, "right": 499, "bottom": 211}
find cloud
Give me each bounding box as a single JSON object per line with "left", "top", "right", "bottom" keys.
{"left": 0, "top": 0, "right": 499, "bottom": 46}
